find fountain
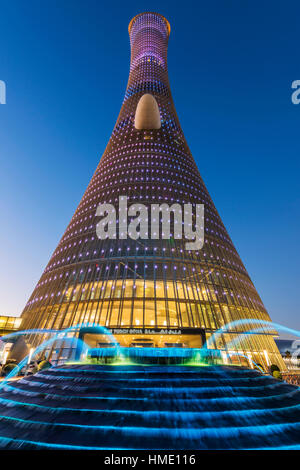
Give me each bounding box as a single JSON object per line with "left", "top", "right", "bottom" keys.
{"left": 0, "top": 320, "right": 299, "bottom": 449}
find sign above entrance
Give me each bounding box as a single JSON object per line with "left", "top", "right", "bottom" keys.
{"left": 108, "top": 328, "right": 205, "bottom": 336}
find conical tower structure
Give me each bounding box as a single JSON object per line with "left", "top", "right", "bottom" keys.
{"left": 20, "top": 12, "right": 284, "bottom": 369}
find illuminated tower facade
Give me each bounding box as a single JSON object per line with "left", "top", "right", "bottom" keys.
{"left": 20, "top": 12, "right": 284, "bottom": 369}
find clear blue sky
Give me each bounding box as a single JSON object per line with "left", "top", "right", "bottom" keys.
{"left": 0, "top": 0, "right": 299, "bottom": 336}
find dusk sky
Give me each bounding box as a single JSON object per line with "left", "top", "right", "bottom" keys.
{"left": 0, "top": 0, "right": 299, "bottom": 336}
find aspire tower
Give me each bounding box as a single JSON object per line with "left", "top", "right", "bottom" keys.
{"left": 19, "top": 12, "right": 284, "bottom": 369}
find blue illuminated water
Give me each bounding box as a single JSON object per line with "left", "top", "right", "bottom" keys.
{"left": 205, "top": 318, "right": 300, "bottom": 350}
{"left": 0, "top": 363, "right": 299, "bottom": 449}
{"left": 0, "top": 323, "right": 119, "bottom": 385}
{"left": 0, "top": 320, "right": 299, "bottom": 449}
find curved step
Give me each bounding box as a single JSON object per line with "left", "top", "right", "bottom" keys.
{"left": 0, "top": 364, "right": 298, "bottom": 449}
